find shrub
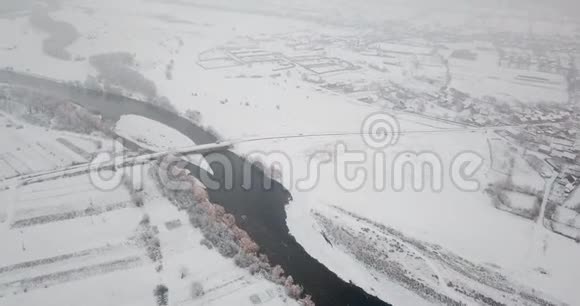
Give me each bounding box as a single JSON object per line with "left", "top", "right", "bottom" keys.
{"left": 185, "top": 109, "right": 202, "bottom": 124}
{"left": 138, "top": 215, "right": 163, "bottom": 264}
{"left": 149, "top": 158, "right": 310, "bottom": 303}
{"left": 299, "top": 295, "right": 316, "bottom": 306}
{"left": 200, "top": 238, "right": 213, "bottom": 249}
{"left": 240, "top": 236, "right": 260, "bottom": 254}
{"left": 234, "top": 251, "right": 257, "bottom": 268}
{"left": 179, "top": 266, "right": 189, "bottom": 279}
{"left": 140, "top": 214, "right": 150, "bottom": 226}
{"left": 270, "top": 265, "right": 285, "bottom": 284}
{"left": 153, "top": 284, "right": 168, "bottom": 306}
{"left": 89, "top": 52, "right": 158, "bottom": 99}
{"left": 248, "top": 262, "right": 261, "bottom": 275}
{"left": 191, "top": 282, "right": 204, "bottom": 298}
{"left": 131, "top": 191, "right": 144, "bottom": 207}
{"left": 216, "top": 240, "right": 239, "bottom": 258}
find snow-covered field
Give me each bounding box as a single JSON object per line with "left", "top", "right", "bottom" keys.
{"left": 116, "top": 114, "right": 195, "bottom": 152}
{"left": 1, "top": 0, "right": 579, "bottom": 305}
{"left": 564, "top": 186, "right": 580, "bottom": 210}
{"left": 248, "top": 130, "right": 579, "bottom": 305}
{"left": 0, "top": 111, "right": 112, "bottom": 179}
{"left": 0, "top": 136, "right": 296, "bottom": 306}
{"left": 488, "top": 138, "right": 545, "bottom": 191}
{"left": 504, "top": 191, "right": 540, "bottom": 212}
{"left": 446, "top": 48, "right": 568, "bottom": 105}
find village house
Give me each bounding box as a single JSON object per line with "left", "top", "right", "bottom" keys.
{"left": 539, "top": 144, "right": 552, "bottom": 154}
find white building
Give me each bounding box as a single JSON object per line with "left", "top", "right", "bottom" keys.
{"left": 539, "top": 144, "right": 552, "bottom": 154}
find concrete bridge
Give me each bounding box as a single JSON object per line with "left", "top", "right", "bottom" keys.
{"left": 0, "top": 141, "right": 234, "bottom": 190}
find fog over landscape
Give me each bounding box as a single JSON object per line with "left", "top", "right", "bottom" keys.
{"left": 0, "top": 0, "right": 579, "bottom": 305}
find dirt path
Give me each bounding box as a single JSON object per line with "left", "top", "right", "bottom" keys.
{"left": 537, "top": 173, "right": 559, "bottom": 226}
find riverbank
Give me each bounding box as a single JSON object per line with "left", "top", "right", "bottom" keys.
{"left": 0, "top": 69, "right": 389, "bottom": 306}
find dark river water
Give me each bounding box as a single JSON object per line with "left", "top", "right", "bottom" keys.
{"left": 0, "top": 70, "right": 390, "bottom": 306}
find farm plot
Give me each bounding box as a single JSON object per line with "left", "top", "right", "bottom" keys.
{"left": 136, "top": 166, "right": 296, "bottom": 306}
{"left": 0, "top": 170, "right": 152, "bottom": 303}
{"left": 293, "top": 57, "right": 356, "bottom": 74}
{"left": 0, "top": 243, "right": 144, "bottom": 296}
{"left": 8, "top": 169, "right": 139, "bottom": 228}
{"left": 57, "top": 134, "right": 106, "bottom": 156}
{"left": 0, "top": 158, "right": 18, "bottom": 179}
{"left": 545, "top": 203, "right": 580, "bottom": 240}
{"left": 550, "top": 206, "right": 580, "bottom": 229}
{"left": 449, "top": 51, "right": 568, "bottom": 104}
{"left": 492, "top": 190, "right": 542, "bottom": 220}
{"left": 488, "top": 138, "right": 545, "bottom": 192}
{"left": 563, "top": 186, "right": 580, "bottom": 211}
{"left": 0, "top": 158, "right": 296, "bottom": 306}
{"left": 0, "top": 114, "right": 112, "bottom": 179}
{"left": 228, "top": 49, "right": 282, "bottom": 63}
{"left": 198, "top": 49, "right": 242, "bottom": 70}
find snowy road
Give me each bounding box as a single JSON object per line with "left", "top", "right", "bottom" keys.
{"left": 538, "top": 173, "right": 559, "bottom": 226}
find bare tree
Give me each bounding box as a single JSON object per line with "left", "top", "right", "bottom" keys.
{"left": 185, "top": 109, "right": 202, "bottom": 124}
{"left": 191, "top": 282, "right": 204, "bottom": 298}
{"left": 299, "top": 295, "right": 316, "bottom": 306}
{"left": 153, "top": 284, "right": 168, "bottom": 306}
{"left": 179, "top": 266, "right": 189, "bottom": 279}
